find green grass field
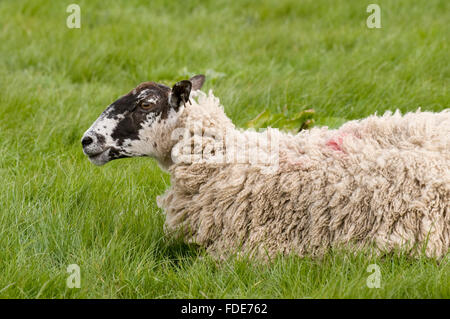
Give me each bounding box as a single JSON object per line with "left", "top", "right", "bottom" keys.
{"left": 0, "top": 0, "right": 448, "bottom": 298}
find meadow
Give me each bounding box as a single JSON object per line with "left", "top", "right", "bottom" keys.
{"left": 0, "top": 0, "right": 448, "bottom": 298}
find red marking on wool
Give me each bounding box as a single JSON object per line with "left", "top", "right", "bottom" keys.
{"left": 326, "top": 130, "right": 361, "bottom": 153}
{"left": 326, "top": 136, "right": 344, "bottom": 151}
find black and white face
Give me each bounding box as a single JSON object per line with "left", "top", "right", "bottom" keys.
{"left": 81, "top": 75, "right": 205, "bottom": 166}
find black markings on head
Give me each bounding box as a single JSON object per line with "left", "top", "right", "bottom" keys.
{"left": 169, "top": 80, "right": 192, "bottom": 111}
{"left": 109, "top": 147, "right": 129, "bottom": 160}
{"left": 167, "top": 75, "right": 205, "bottom": 111}
{"left": 107, "top": 82, "right": 171, "bottom": 146}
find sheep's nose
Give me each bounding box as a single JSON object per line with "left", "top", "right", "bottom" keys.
{"left": 81, "top": 136, "right": 93, "bottom": 147}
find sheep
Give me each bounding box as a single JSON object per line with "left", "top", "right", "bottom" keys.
{"left": 82, "top": 75, "right": 450, "bottom": 259}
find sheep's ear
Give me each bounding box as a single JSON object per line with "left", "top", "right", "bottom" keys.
{"left": 169, "top": 80, "right": 192, "bottom": 110}
{"left": 189, "top": 74, "right": 205, "bottom": 91}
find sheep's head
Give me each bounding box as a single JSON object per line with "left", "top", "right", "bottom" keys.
{"left": 81, "top": 75, "right": 205, "bottom": 166}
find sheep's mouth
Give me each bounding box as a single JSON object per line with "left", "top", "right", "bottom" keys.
{"left": 86, "top": 147, "right": 130, "bottom": 166}
{"left": 86, "top": 148, "right": 112, "bottom": 166}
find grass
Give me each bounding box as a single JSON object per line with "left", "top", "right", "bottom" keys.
{"left": 0, "top": 0, "right": 448, "bottom": 298}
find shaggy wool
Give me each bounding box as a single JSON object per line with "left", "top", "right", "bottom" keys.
{"left": 156, "top": 90, "right": 450, "bottom": 259}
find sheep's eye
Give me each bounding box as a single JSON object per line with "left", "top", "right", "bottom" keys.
{"left": 140, "top": 100, "right": 155, "bottom": 110}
